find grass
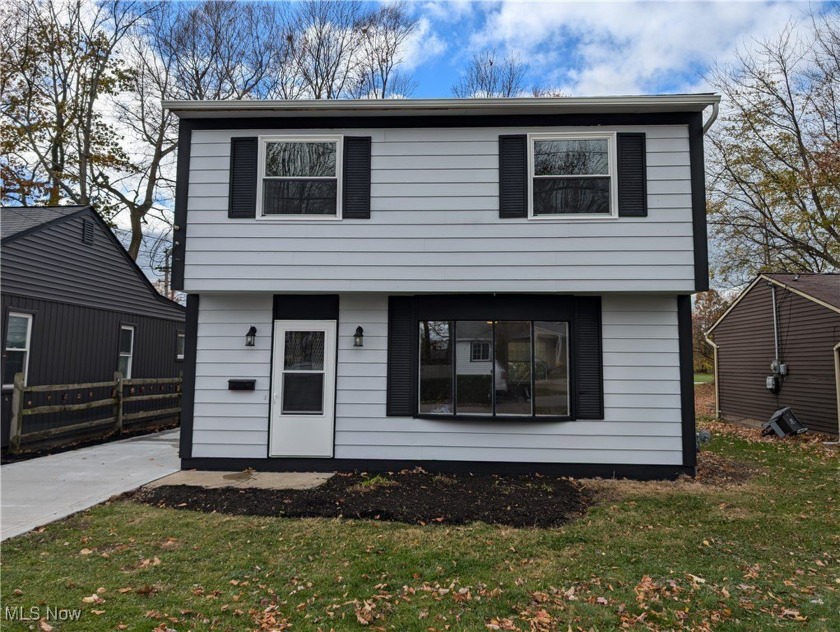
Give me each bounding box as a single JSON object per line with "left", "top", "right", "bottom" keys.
{"left": 1, "top": 424, "right": 838, "bottom": 631}
{"left": 694, "top": 372, "right": 715, "bottom": 383}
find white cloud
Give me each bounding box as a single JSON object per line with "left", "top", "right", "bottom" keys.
{"left": 462, "top": 0, "right": 815, "bottom": 95}
{"left": 401, "top": 15, "right": 448, "bottom": 70}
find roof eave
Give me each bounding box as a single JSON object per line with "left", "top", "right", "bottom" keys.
{"left": 163, "top": 94, "right": 721, "bottom": 120}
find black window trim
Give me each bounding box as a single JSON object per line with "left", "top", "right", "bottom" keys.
{"left": 255, "top": 134, "right": 344, "bottom": 220}
{"left": 386, "top": 294, "right": 604, "bottom": 423}
{"left": 527, "top": 132, "right": 619, "bottom": 220}
{"left": 417, "top": 318, "right": 573, "bottom": 422}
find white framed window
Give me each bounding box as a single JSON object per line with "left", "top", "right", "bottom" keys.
{"left": 529, "top": 132, "right": 618, "bottom": 219}
{"left": 3, "top": 312, "right": 32, "bottom": 387}
{"left": 118, "top": 325, "right": 135, "bottom": 378}
{"left": 256, "top": 136, "right": 342, "bottom": 219}
{"left": 470, "top": 341, "right": 490, "bottom": 362}
{"left": 176, "top": 332, "right": 185, "bottom": 361}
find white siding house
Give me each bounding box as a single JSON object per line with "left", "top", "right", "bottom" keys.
{"left": 167, "top": 95, "right": 719, "bottom": 479}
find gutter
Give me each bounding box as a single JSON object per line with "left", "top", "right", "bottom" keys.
{"left": 704, "top": 331, "right": 721, "bottom": 419}
{"left": 162, "top": 94, "right": 721, "bottom": 118}
{"left": 701, "top": 101, "right": 719, "bottom": 135}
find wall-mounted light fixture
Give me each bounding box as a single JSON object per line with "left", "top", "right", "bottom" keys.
{"left": 353, "top": 326, "right": 364, "bottom": 347}
{"left": 245, "top": 326, "right": 257, "bottom": 347}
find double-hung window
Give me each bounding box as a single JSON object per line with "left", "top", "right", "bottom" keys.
{"left": 530, "top": 133, "right": 617, "bottom": 217}
{"left": 118, "top": 325, "right": 135, "bottom": 378}
{"left": 176, "top": 332, "right": 185, "bottom": 361}
{"left": 3, "top": 313, "right": 32, "bottom": 386}
{"left": 419, "top": 320, "right": 570, "bottom": 418}
{"left": 258, "top": 137, "right": 341, "bottom": 217}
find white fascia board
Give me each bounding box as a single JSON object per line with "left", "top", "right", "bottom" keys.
{"left": 163, "top": 94, "right": 721, "bottom": 120}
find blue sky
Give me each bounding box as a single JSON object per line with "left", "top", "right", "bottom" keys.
{"left": 398, "top": 0, "right": 834, "bottom": 97}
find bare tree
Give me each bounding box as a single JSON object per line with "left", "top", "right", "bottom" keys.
{"left": 1, "top": 0, "right": 145, "bottom": 211}
{"left": 352, "top": 2, "right": 418, "bottom": 98}
{"left": 98, "top": 0, "right": 289, "bottom": 259}
{"left": 286, "top": 0, "right": 366, "bottom": 100}
{"left": 452, "top": 50, "right": 529, "bottom": 98}
{"left": 707, "top": 15, "right": 840, "bottom": 285}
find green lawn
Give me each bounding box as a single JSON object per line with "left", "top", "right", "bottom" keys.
{"left": 1, "top": 423, "right": 837, "bottom": 631}
{"left": 694, "top": 372, "right": 715, "bottom": 383}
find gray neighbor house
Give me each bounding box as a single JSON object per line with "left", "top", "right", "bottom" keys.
{"left": 1, "top": 206, "right": 185, "bottom": 448}
{"left": 166, "top": 95, "right": 719, "bottom": 479}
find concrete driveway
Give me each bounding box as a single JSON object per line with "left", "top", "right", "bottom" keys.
{"left": 1, "top": 429, "right": 180, "bottom": 540}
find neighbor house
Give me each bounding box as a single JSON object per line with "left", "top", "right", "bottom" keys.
{"left": 705, "top": 273, "right": 840, "bottom": 437}
{"left": 1, "top": 206, "right": 186, "bottom": 448}
{"left": 165, "top": 95, "right": 720, "bottom": 479}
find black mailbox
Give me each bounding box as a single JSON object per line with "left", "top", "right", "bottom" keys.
{"left": 228, "top": 379, "right": 256, "bottom": 391}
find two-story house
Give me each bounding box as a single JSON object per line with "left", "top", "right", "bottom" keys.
{"left": 165, "top": 95, "right": 720, "bottom": 479}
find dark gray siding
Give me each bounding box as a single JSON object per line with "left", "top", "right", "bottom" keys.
{"left": 1, "top": 294, "right": 184, "bottom": 447}
{"left": 714, "top": 282, "right": 840, "bottom": 437}
{"left": 1, "top": 209, "right": 184, "bottom": 321}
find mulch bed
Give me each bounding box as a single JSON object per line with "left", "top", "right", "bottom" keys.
{"left": 134, "top": 469, "right": 592, "bottom": 528}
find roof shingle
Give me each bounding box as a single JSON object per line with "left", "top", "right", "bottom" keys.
{"left": 1, "top": 206, "right": 89, "bottom": 241}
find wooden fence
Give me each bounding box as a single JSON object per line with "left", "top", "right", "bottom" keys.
{"left": 8, "top": 372, "right": 181, "bottom": 453}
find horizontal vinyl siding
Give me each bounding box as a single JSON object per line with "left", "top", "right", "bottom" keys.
{"left": 184, "top": 125, "right": 694, "bottom": 294}
{"left": 188, "top": 293, "right": 684, "bottom": 465}
{"left": 190, "top": 294, "right": 273, "bottom": 458}
{"left": 2, "top": 213, "right": 184, "bottom": 321}
{"left": 714, "top": 283, "right": 840, "bottom": 436}
{"left": 331, "top": 293, "right": 682, "bottom": 465}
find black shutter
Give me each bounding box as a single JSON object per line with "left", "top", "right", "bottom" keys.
{"left": 343, "top": 136, "right": 372, "bottom": 219}
{"left": 386, "top": 296, "right": 417, "bottom": 416}
{"left": 499, "top": 134, "right": 528, "bottom": 218}
{"left": 228, "top": 137, "right": 258, "bottom": 218}
{"left": 617, "top": 133, "right": 647, "bottom": 217}
{"left": 573, "top": 296, "right": 604, "bottom": 420}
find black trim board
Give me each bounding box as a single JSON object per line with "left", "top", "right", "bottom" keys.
{"left": 689, "top": 113, "right": 709, "bottom": 291}
{"left": 178, "top": 294, "right": 199, "bottom": 460}
{"left": 181, "top": 457, "right": 693, "bottom": 480}
{"left": 677, "top": 294, "right": 696, "bottom": 469}
{"left": 273, "top": 294, "right": 339, "bottom": 320}
{"left": 185, "top": 112, "right": 696, "bottom": 131}
{"left": 172, "top": 120, "right": 194, "bottom": 291}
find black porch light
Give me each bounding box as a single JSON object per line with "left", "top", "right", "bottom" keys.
{"left": 245, "top": 326, "right": 257, "bottom": 347}
{"left": 353, "top": 326, "right": 364, "bottom": 347}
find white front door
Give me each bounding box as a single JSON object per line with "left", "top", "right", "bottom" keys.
{"left": 269, "top": 320, "right": 336, "bottom": 457}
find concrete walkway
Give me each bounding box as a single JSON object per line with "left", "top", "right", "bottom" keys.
{"left": 1, "top": 429, "right": 180, "bottom": 541}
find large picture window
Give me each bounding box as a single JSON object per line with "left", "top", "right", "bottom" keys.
{"left": 419, "top": 319, "right": 569, "bottom": 418}
{"left": 259, "top": 137, "right": 341, "bottom": 217}
{"left": 3, "top": 312, "right": 32, "bottom": 386}
{"left": 530, "top": 134, "right": 616, "bottom": 217}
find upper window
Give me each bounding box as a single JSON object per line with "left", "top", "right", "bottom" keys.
{"left": 3, "top": 313, "right": 32, "bottom": 387}
{"left": 118, "top": 325, "right": 135, "bottom": 378}
{"left": 530, "top": 134, "right": 616, "bottom": 217}
{"left": 258, "top": 137, "right": 341, "bottom": 218}
{"left": 419, "top": 320, "right": 569, "bottom": 418}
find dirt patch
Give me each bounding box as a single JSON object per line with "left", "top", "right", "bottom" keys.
{"left": 587, "top": 450, "right": 760, "bottom": 502}
{"left": 692, "top": 450, "right": 758, "bottom": 486}
{"left": 134, "top": 469, "right": 591, "bottom": 528}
